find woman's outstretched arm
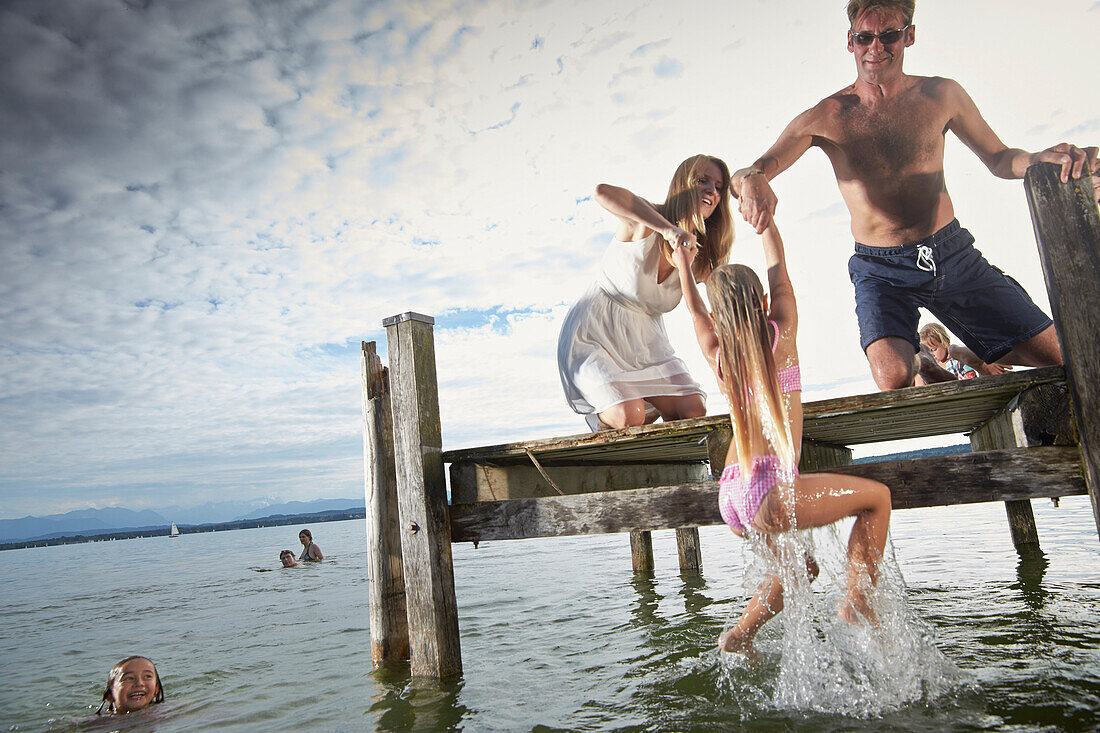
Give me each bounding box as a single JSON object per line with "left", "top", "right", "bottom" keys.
{"left": 594, "top": 183, "right": 694, "bottom": 245}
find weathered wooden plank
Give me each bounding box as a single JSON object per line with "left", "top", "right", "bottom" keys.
{"left": 361, "top": 341, "right": 409, "bottom": 666}
{"left": 449, "top": 447, "right": 1085, "bottom": 543}
{"left": 448, "top": 461, "right": 709, "bottom": 503}
{"left": 385, "top": 313, "right": 461, "bottom": 678}
{"left": 441, "top": 367, "right": 1065, "bottom": 465}
{"left": 1025, "top": 163, "right": 1100, "bottom": 541}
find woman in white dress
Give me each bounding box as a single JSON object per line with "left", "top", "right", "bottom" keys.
{"left": 558, "top": 154, "right": 735, "bottom": 430}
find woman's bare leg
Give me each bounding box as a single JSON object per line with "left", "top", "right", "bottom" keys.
{"left": 597, "top": 399, "right": 649, "bottom": 429}
{"left": 646, "top": 393, "right": 706, "bottom": 421}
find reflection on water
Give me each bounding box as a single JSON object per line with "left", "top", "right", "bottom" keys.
{"left": 3, "top": 498, "right": 1099, "bottom": 732}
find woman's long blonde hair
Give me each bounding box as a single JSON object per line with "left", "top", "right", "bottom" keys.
{"left": 706, "top": 264, "right": 797, "bottom": 477}
{"left": 656, "top": 154, "right": 734, "bottom": 281}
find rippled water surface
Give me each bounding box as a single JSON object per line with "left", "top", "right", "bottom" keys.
{"left": 2, "top": 497, "right": 1098, "bottom": 731}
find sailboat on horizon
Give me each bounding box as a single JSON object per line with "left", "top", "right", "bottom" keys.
{"left": 169, "top": 522, "right": 180, "bottom": 538}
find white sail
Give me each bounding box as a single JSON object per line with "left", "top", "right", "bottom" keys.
{"left": 169, "top": 523, "right": 180, "bottom": 537}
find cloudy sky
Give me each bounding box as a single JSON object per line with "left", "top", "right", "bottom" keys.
{"left": 1, "top": 0, "right": 1097, "bottom": 519}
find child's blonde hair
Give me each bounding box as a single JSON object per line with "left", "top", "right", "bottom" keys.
{"left": 919, "top": 322, "right": 950, "bottom": 348}
{"left": 706, "top": 263, "right": 797, "bottom": 478}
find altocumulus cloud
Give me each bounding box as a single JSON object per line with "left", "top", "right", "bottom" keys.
{"left": 1, "top": 0, "right": 1096, "bottom": 517}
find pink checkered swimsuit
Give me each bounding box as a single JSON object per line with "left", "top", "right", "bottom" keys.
{"left": 716, "top": 320, "right": 801, "bottom": 532}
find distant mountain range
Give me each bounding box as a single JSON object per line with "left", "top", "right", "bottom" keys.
{"left": 0, "top": 497, "right": 365, "bottom": 543}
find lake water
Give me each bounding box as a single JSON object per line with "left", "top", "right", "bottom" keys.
{"left": 2, "top": 496, "right": 1099, "bottom": 732}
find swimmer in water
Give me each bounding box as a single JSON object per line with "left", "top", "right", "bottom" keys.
{"left": 280, "top": 549, "right": 301, "bottom": 567}
{"left": 97, "top": 656, "right": 164, "bottom": 715}
{"left": 297, "top": 528, "right": 323, "bottom": 562}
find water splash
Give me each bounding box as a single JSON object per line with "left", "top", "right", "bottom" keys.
{"left": 719, "top": 524, "right": 963, "bottom": 717}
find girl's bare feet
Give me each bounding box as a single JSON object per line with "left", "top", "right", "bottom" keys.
{"left": 718, "top": 626, "right": 758, "bottom": 660}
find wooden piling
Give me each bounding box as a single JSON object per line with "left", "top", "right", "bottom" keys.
{"left": 970, "top": 384, "right": 1076, "bottom": 551}
{"left": 1024, "top": 164, "right": 1100, "bottom": 541}
{"left": 630, "top": 530, "right": 654, "bottom": 572}
{"left": 383, "top": 313, "right": 461, "bottom": 677}
{"left": 361, "top": 341, "right": 409, "bottom": 666}
{"left": 675, "top": 527, "right": 702, "bottom": 572}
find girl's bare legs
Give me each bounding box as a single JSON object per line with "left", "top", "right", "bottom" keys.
{"left": 754, "top": 472, "right": 891, "bottom": 624}
{"left": 720, "top": 538, "right": 820, "bottom": 654}
{"left": 598, "top": 394, "right": 705, "bottom": 429}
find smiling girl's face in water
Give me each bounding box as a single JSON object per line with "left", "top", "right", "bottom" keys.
{"left": 105, "top": 657, "right": 162, "bottom": 714}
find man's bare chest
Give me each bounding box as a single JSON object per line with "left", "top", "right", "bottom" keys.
{"left": 824, "top": 100, "right": 948, "bottom": 175}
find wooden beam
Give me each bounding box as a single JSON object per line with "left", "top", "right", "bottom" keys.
{"left": 384, "top": 313, "right": 461, "bottom": 678}
{"left": 361, "top": 341, "right": 409, "bottom": 666}
{"left": 449, "top": 447, "right": 1084, "bottom": 543}
{"left": 1025, "top": 163, "right": 1100, "bottom": 541}
{"left": 448, "top": 461, "right": 708, "bottom": 503}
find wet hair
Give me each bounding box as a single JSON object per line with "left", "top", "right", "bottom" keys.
{"left": 919, "top": 322, "right": 950, "bottom": 347}
{"left": 97, "top": 656, "right": 164, "bottom": 715}
{"left": 298, "top": 529, "right": 312, "bottom": 540}
{"left": 655, "top": 154, "right": 734, "bottom": 281}
{"left": 280, "top": 549, "right": 295, "bottom": 559}
{"left": 846, "top": 0, "right": 914, "bottom": 26}
{"left": 706, "top": 264, "right": 797, "bottom": 478}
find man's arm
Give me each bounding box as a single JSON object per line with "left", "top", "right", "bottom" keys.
{"left": 733, "top": 105, "right": 820, "bottom": 234}
{"left": 945, "top": 78, "right": 1098, "bottom": 182}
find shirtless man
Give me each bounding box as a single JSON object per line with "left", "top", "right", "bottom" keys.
{"left": 734, "top": 0, "right": 1099, "bottom": 390}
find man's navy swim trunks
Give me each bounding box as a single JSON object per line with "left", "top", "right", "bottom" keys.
{"left": 848, "top": 219, "right": 1052, "bottom": 364}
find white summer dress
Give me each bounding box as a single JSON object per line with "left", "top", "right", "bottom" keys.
{"left": 557, "top": 232, "right": 705, "bottom": 429}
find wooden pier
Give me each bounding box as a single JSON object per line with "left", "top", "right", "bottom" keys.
{"left": 361, "top": 164, "right": 1099, "bottom": 678}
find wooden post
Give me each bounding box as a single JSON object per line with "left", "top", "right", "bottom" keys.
{"left": 1024, "top": 164, "right": 1100, "bottom": 541}
{"left": 799, "top": 440, "right": 853, "bottom": 472}
{"left": 384, "top": 312, "right": 461, "bottom": 678}
{"left": 361, "top": 341, "right": 409, "bottom": 666}
{"left": 675, "top": 527, "right": 702, "bottom": 573}
{"left": 970, "top": 383, "right": 1078, "bottom": 552}
{"left": 630, "top": 530, "right": 654, "bottom": 573}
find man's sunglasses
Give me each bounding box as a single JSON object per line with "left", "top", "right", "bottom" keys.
{"left": 849, "top": 24, "right": 910, "bottom": 46}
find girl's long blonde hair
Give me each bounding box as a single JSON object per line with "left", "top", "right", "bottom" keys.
{"left": 706, "top": 264, "right": 797, "bottom": 477}
{"left": 656, "top": 154, "right": 734, "bottom": 280}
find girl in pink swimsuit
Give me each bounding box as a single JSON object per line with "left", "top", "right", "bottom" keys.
{"left": 673, "top": 220, "right": 892, "bottom": 655}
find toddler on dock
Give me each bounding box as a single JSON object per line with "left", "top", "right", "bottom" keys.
{"left": 918, "top": 322, "right": 1009, "bottom": 381}
{"left": 672, "top": 220, "right": 892, "bottom": 654}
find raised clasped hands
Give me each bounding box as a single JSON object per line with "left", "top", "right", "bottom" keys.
{"left": 665, "top": 227, "right": 698, "bottom": 270}
{"left": 736, "top": 170, "right": 778, "bottom": 234}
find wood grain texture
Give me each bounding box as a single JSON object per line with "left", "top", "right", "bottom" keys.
{"left": 449, "top": 461, "right": 709, "bottom": 503}
{"left": 361, "top": 341, "right": 409, "bottom": 666}
{"left": 442, "top": 367, "right": 1065, "bottom": 465}
{"left": 386, "top": 317, "right": 461, "bottom": 678}
{"left": 1025, "top": 163, "right": 1100, "bottom": 539}
{"left": 630, "top": 530, "right": 654, "bottom": 572}
{"left": 449, "top": 447, "right": 1085, "bottom": 543}
{"left": 675, "top": 527, "right": 702, "bottom": 572}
